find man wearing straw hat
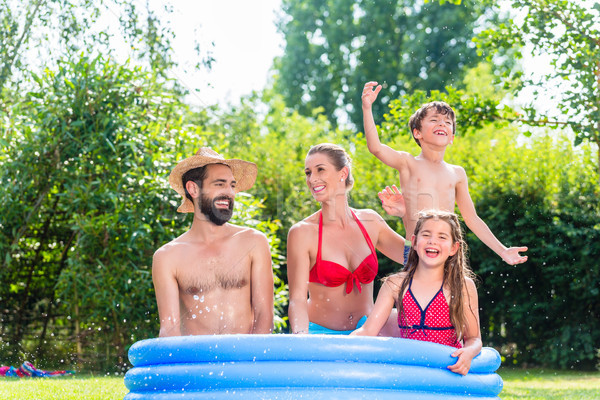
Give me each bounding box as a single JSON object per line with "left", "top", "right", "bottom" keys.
{"left": 152, "top": 147, "right": 274, "bottom": 336}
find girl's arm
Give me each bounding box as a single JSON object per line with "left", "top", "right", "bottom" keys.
{"left": 286, "top": 224, "right": 312, "bottom": 334}
{"left": 448, "top": 278, "right": 482, "bottom": 375}
{"left": 351, "top": 278, "right": 397, "bottom": 336}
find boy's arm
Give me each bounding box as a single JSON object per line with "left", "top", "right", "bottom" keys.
{"left": 455, "top": 167, "right": 528, "bottom": 265}
{"left": 362, "top": 81, "right": 409, "bottom": 170}
{"left": 250, "top": 232, "right": 274, "bottom": 334}
{"left": 448, "top": 278, "right": 482, "bottom": 375}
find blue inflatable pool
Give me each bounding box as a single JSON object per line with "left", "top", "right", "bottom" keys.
{"left": 124, "top": 335, "right": 502, "bottom": 399}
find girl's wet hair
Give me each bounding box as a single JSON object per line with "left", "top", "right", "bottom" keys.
{"left": 390, "top": 209, "right": 475, "bottom": 342}
{"left": 408, "top": 101, "right": 456, "bottom": 147}
{"left": 307, "top": 143, "right": 354, "bottom": 189}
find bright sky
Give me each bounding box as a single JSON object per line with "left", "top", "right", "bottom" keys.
{"left": 155, "top": 0, "right": 595, "bottom": 115}
{"left": 165, "top": 1, "right": 284, "bottom": 108}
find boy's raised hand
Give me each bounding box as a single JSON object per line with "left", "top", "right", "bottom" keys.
{"left": 362, "top": 81, "right": 382, "bottom": 109}
{"left": 378, "top": 185, "right": 405, "bottom": 218}
{"left": 501, "top": 247, "right": 528, "bottom": 265}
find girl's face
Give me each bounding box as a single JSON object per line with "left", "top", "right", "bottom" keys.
{"left": 412, "top": 219, "right": 459, "bottom": 268}
{"left": 304, "top": 152, "right": 346, "bottom": 201}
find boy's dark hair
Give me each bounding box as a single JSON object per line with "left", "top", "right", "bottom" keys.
{"left": 182, "top": 165, "right": 210, "bottom": 202}
{"left": 408, "top": 101, "right": 456, "bottom": 147}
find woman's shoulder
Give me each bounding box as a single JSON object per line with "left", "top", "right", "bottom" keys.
{"left": 352, "top": 207, "right": 384, "bottom": 223}
{"left": 288, "top": 211, "right": 320, "bottom": 238}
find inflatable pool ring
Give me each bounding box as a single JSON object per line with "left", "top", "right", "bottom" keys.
{"left": 124, "top": 334, "right": 502, "bottom": 399}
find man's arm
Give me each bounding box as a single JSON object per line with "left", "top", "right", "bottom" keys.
{"left": 250, "top": 231, "right": 274, "bottom": 334}
{"left": 286, "top": 224, "right": 311, "bottom": 334}
{"left": 455, "top": 167, "right": 528, "bottom": 265}
{"left": 362, "top": 81, "right": 409, "bottom": 170}
{"left": 152, "top": 248, "right": 181, "bottom": 337}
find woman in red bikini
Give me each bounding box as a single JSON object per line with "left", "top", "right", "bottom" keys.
{"left": 351, "top": 210, "right": 482, "bottom": 376}
{"left": 287, "top": 143, "right": 407, "bottom": 335}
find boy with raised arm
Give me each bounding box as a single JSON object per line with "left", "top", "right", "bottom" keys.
{"left": 362, "top": 81, "right": 527, "bottom": 265}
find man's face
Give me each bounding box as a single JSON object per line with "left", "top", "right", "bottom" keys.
{"left": 198, "top": 164, "right": 236, "bottom": 226}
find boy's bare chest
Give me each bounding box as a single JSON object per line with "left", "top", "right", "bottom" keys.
{"left": 401, "top": 164, "right": 457, "bottom": 211}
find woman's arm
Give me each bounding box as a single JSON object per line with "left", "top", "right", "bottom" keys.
{"left": 369, "top": 210, "right": 406, "bottom": 265}
{"left": 286, "top": 224, "right": 312, "bottom": 334}
{"left": 448, "top": 278, "right": 482, "bottom": 375}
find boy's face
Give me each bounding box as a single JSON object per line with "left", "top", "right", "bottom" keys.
{"left": 413, "top": 110, "right": 455, "bottom": 147}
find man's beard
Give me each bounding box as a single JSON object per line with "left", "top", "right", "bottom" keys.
{"left": 199, "top": 193, "right": 234, "bottom": 226}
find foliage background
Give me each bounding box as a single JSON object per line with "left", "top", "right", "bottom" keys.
{"left": 0, "top": 0, "right": 599, "bottom": 373}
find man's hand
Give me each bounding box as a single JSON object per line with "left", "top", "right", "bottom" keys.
{"left": 378, "top": 185, "right": 405, "bottom": 218}
{"left": 362, "top": 81, "right": 382, "bottom": 109}
{"left": 501, "top": 246, "right": 528, "bottom": 265}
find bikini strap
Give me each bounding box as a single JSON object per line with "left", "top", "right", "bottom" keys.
{"left": 316, "top": 211, "right": 323, "bottom": 262}
{"left": 350, "top": 209, "right": 376, "bottom": 255}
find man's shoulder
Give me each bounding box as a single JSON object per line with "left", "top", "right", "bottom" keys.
{"left": 153, "top": 235, "right": 187, "bottom": 261}
{"left": 228, "top": 224, "right": 269, "bottom": 242}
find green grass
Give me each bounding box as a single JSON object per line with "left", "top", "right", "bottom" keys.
{"left": 499, "top": 368, "right": 600, "bottom": 400}
{"left": 0, "top": 374, "right": 128, "bottom": 400}
{"left": 0, "top": 369, "right": 598, "bottom": 399}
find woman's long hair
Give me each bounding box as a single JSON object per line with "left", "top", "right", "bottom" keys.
{"left": 393, "top": 210, "right": 476, "bottom": 342}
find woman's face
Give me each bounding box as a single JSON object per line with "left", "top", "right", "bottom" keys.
{"left": 304, "top": 152, "right": 345, "bottom": 201}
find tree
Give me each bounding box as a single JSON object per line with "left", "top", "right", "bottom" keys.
{"left": 475, "top": 0, "right": 600, "bottom": 184}
{"left": 0, "top": 0, "right": 213, "bottom": 93}
{"left": 0, "top": 54, "right": 288, "bottom": 370}
{"left": 274, "top": 0, "right": 508, "bottom": 128}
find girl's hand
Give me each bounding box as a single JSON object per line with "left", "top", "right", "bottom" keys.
{"left": 362, "top": 81, "right": 382, "bottom": 109}
{"left": 378, "top": 185, "right": 405, "bottom": 217}
{"left": 349, "top": 327, "right": 365, "bottom": 336}
{"left": 448, "top": 347, "right": 477, "bottom": 375}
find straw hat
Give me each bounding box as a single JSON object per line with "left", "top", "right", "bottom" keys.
{"left": 169, "top": 147, "right": 258, "bottom": 213}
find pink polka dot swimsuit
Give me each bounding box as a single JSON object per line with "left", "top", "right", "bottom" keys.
{"left": 398, "top": 278, "right": 462, "bottom": 348}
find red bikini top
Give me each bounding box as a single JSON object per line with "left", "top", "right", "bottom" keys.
{"left": 308, "top": 210, "right": 378, "bottom": 294}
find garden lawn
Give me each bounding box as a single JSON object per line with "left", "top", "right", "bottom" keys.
{"left": 0, "top": 369, "right": 598, "bottom": 399}
{"left": 499, "top": 368, "right": 600, "bottom": 400}
{"left": 0, "top": 374, "right": 127, "bottom": 400}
